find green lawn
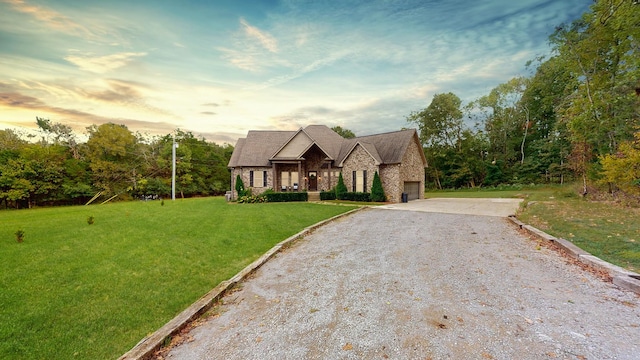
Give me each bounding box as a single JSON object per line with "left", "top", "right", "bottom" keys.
{"left": 426, "top": 185, "right": 640, "bottom": 271}
{"left": 519, "top": 198, "right": 640, "bottom": 272}
{"left": 0, "top": 198, "right": 355, "bottom": 360}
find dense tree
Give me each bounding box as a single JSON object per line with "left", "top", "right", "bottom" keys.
{"left": 547, "top": 0, "right": 640, "bottom": 193}
{"left": 0, "top": 120, "right": 234, "bottom": 207}
{"left": 331, "top": 126, "right": 356, "bottom": 139}
{"left": 407, "top": 92, "right": 467, "bottom": 188}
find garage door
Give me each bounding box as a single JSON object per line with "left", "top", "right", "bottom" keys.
{"left": 403, "top": 181, "right": 420, "bottom": 201}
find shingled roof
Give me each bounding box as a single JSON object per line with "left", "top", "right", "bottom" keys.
{"left": 228, "top": 125, "right": 425, "bottom": 168}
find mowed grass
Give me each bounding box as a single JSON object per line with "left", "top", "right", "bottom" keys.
{"left": 0, "top": 197, "right": 356, "bottom": 359}
{"left": 519, "top": 198, "right": 640, "bottom": 272}
{"left": 426, "top": 185, "right": 640, "bottom": 271}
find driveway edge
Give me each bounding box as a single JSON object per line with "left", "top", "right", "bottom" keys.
{"left": 117, "top": 207, "right": 365, "bottom": 360}
{"left": 508, "top": 216, "right": 640, "bottom": 295}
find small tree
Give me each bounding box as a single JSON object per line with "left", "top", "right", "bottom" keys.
{"left": 370, "top": 171, "right": 386, "bottom": 202}
{"left": 235, "top": 174, "right": 246, "bottom": 197}
{"left": 335, "top": 172, "right": 347, "bottom": 200}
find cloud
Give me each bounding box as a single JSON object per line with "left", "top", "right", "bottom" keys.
{"left": 84, "top": 79, "right": 143, "bottom": 103}
{"left": 80, "top": 79, "right": 176, "bottom": 118}
{"left": 1, "top": 0, "right": 93, "bottom": 37}
{"left": 0, "top": 91, "right": 177, "bottom": 134}
{"left": 240, "top": 18, "right": 278, "bottom": 53}
{"left": 65, "top": 52, "right": 146, "bottom": 73}
{"left": 219, "top": 18, "right": 281, "bottom": 72}
{"left": 200, "top": 111, "right": 216, "bottom": 115}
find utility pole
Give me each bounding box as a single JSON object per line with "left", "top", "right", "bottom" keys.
{"left": 172, "top": 135, "right": 178, "bottom": 200}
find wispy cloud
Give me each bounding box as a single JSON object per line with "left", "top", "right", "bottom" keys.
{"left": 1, "top": 0, "right": 93, "bottom": 37}
{"left": 64, "top": 52, "right": 146, "bottom": 73}
{"left": 219, "top": 18, "right": 280, "bottom": 72}
{"left": 240, "top": 18, "right": 278, "bottom": 53}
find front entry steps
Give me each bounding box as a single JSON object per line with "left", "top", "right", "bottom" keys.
{"left": 308, "top": 191, "right": 321, "bottom": 202}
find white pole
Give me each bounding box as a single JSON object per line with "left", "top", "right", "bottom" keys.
{"left": 172, "top": 135, "right": 177, "bottom": 200}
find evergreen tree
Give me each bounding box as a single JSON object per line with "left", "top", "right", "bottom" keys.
{"left": 335, "top": 172, "right": 347, "bottom": 200}
{"left": 235, "top": 174, "right": 245, "bottom": 197}
{"left": 370, "top": 171, "right": 386, "bottom": 202}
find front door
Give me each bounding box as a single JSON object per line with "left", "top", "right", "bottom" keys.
{"left": 308, "top": 171, "right": 317, "bottom": 191}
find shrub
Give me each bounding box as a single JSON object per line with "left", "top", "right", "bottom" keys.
{"left": 370, "top": 171, "right": 386, "bottom": 202}
{"left": 87, "top": 216, "right": 94, "bottom": 225}
{"left": 335, "top": 173, "right": 348, "bottom": 199}
{"left": 341, "top": 192, "right": 371, "bottom": 202}
{"left": 237, "top": 194, "right": 267, "bottom": 203}
{"left": 265, "top": 192, "right": 308, "bottom": 202}
{"left": 320, "top": 190, "right": 336, "bottom": 200}
{"left": 15, "top": 229, "right": 25, "bottom": 243}
{"left": 235, "top": 175, "right": 246, "bottom": 197}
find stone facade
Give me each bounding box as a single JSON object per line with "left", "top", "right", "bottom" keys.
{"left": 379, "top": 164, "right": 401, "bottom": 203}
{"left": 400, "top": 137, "right": 425, "bottom": 199}
{"left": 341, "top": 144, "right": 379, "bottom": 192}
{"left": 231, "top": 167, "right": 272, "bottom": 197}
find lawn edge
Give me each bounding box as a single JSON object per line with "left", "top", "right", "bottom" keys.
{"left": 508, "top": 216, "right": 640, "bottom": 295}
{"left": 117, "top": 207, "right": 365, "bottom": 360}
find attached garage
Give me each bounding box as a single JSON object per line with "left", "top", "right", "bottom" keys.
{"left": 403, "top": 181, "right": 421, "bottom": 201}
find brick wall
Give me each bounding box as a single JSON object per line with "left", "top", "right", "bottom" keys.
{"left": 399, "top": 137, "right": 426, "bottom": 199}
{"left": 341, "top": 144, "right": 379, "bottom": 192}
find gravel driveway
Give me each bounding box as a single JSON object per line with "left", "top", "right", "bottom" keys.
{"left": 165, "top": 207, "right": 640, "bottom": 360}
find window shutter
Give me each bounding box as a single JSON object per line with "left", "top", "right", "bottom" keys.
{"left": 263, "top": 171, "right": 267, "bottom": 187}
{"left": 249, "top": 171, "right": 254, "bottom": 187}
{"left": 363, "top": 170, "right": 367, "bottom": 193}
{"left": 352, "top": 171, "right": 356, "bottom": 192}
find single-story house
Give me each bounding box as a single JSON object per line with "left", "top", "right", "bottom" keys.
{"left": 228, "top": 125, "right": 427, "bottom": 203}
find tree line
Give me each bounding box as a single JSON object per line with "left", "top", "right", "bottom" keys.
{"left": 408, "top": 0, "right": 639, "bottom": 199}
{"left": 0, "top": 119, "right": 233, "bottom": 209}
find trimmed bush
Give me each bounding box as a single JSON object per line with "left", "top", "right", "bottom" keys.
{"left": 341, "top": 192, "right": 371, "bottom": 202}
{"left": 370, "top": 171, "right": 386, "bottom": 202}
{"left": 265, "top": 192, "right": 308, "bottom": 202}
{"left": 320, "top": 190, "right": 336, "bottom": 200}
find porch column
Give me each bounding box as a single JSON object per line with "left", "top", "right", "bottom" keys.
{"left": 298, "top": 161, "right": 302, "bottom": 191}
{"left": 272, "top": 162, "right": 278, "bottom": 192}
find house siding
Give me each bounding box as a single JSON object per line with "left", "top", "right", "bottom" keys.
{"left": 231, "top": 167, "right": 272, "bottom": 197}
{"left": 341, "top": 144, "right": 378, "bottom": 192}
{"left": 379, "top": 164, "right": 401, "bottom": 203}
{"left": 399, "top": 137, "right": 425, "bottom": 200}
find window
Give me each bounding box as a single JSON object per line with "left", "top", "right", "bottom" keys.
{"left": 352, "top": 170, "right": 367, "bottom": 192}
{"left": 352, "top": 171, "right": 356, "bottom": 192}
{"left": 280, "top": 171, "right": 299, "bottom": 190}
{"left": 250, "top": 171, "right": 266, "bottom": 188}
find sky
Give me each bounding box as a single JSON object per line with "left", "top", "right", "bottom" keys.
{"left": 0, "top": 0, "right": 592, "bottom": 145}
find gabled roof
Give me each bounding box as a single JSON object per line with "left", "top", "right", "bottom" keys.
{"left": 335, "top": 128, "right": 425, "bottom": 166}
{"left": 227, "top": 130, "right": 294, "bottom": 167}
{"left": 228, "top": 125, "right": 426, "bottom": 168}
{"left": 270, "top": 126, "right": 337, "bottom": 161}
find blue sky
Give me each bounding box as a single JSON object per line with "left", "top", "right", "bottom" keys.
{"left": 0, "top": 0, "right": 591, "bottom": 144}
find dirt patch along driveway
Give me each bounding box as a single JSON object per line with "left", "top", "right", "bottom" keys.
{"left": 164, "top": 208, "right": 639, "bottom": 360}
